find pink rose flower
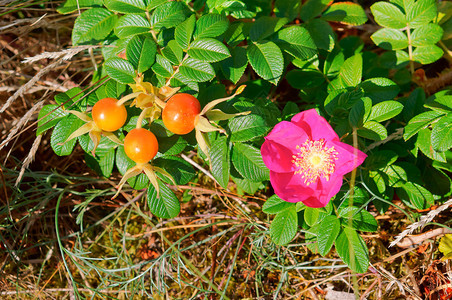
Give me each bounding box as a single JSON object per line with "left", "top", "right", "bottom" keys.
{"left": 261, "top": 109, "right": 367, "bottom": 208}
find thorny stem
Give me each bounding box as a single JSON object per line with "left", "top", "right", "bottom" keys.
{"left": 165, "top": 53, "right": 190, "bottom": 87}
{"left": 406, "top": 25, "right": 415, "bottom": 74}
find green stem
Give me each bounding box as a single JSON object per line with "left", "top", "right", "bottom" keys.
{"left": 349, "top": 128, "right": 359, "bottom": 299}
{"left": 439, "top": 40, "right": 452, "bottom": 64}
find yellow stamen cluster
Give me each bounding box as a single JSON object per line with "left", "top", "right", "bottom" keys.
{"left": 292, "top": 139, "right": 338, "bottom": 185}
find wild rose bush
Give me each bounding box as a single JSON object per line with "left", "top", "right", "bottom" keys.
{"left": 39, "top": 0, "right": 452, "bottom": 275}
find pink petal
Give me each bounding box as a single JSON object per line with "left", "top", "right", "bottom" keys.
{"left": 291, "top": 109, "right": 339, "bottom": 142}
{"left": 264, "top": 120, "right": 309, "bottom": 151}
{"left": 261, "top": 140, "right": 294, "bottom": 173}
{"left": 331, "top": 140, "right": 367, "bottom": 176}
{"left": 270, "top": 171, "right": 314, "bottom": 203}
{"left": 301, "top": 175, "right": 343, "bottom": 208}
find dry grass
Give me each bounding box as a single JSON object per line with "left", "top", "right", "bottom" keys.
{"left": 0, "top": 2, "right": 451, "bottom": 300}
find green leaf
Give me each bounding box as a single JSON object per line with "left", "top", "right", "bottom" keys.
{"left": 193, "top": 14, "right": 229, "bottom": 39}
{"left": 262, "top": 195, "right": 294, "bottom": 214}
{"left": 151, "top": 54, "right": 173, "bottom": 78}
{"left": 85, "top": 147, "right": 115, "bottom": 178}
{"left": 379, "top": 50, "right": 410, "bottom": 69}
{"left": 304, "top": 207, "right": 320, "bottom": 227}
{"left": 412, "top": 45, "right": 443, "bottom": 64}
{"left": 54, "top": 87, "right": 83, "bottom": 110}
{"left": 417, "top": 128, "right": 447, "bottom": 162}
{"left": 336, "top": 227, "right": 369, "bottom": 273}
{"left": 224, "top": 21, "right": 250, "bottom": 47}
{"left": 366, "top": 150, "right": 398, "bottom": 170}
{"left": 78, "top": 133, "right": 116, "bottom": 154}
{"left": 322, "top": 2, "right": 368, "bottom": 26}
{"left": 411, "top": 24, "right": 444, "bottom": 46}
{"left": 154, "top": 156, "right": 195, "bottom": 185}
{"left": 275, "top": 26, "right": 317, "bottom": 60}
{"left": 324, "top": 47, "right": 344, "bottom": 77}
{"left": 126, "top": 35, "right": 157, "bottom": 73}
{"left": 179, "top": 58, "right": 215, "bottom": 82}
{"left": 50, "top": 115, "right": 85, "bottom": 156}
{"left": 228, "top": 114, "right": 269, "bottom": 142}
{"left": 151, "top": 1, "right": 188, "bottom": 31}
{"left": 304, "top": 19, "right": 335, "bottom": 51}
{"left": 249, "top": 16, "right": 287, "bottom": 42}
{"left": 349, "top": 97, "right": 372, "bottom": 128}
{"left": 221, "top": 47, "right": 248, "bottom": 84}
{"left": 175, "top": 14, "right": 196, "bottom": 50}
{"left": 187, "top": 38, "right": 230, "bottom": 63}
{"left": 274, "top": 0, "right": 301, "bottom": 21}
{"left": 407, "top": 0, "right": 437, "bottom": 28}
{"left": 171, "top": 73, "right": 199, "bottom": 91}
{"left": 72, "top": 8, "right": 117, "bottom": 45}
{"left": 339, "top": 207, "right": 378, "bottom": 232}
{"left": 146, "top": 0, "right": 167, "bottom": 10}
{"left": 104, "top": 58, "right": 136, "bottom": 84}
{"left": 324, "top": 88, "right": 364, "bottom": 115}
{"left": 116, "top": 146, "right": 149, "bottom": 189}
{"left": 57, "top": 0, "right": 103, "bottom": 14}
{"left": 424, "top": 165, "right": 451, "bottom": 196}
{"left": 102, "top": 36, "right": 132, "bottom": 61}
{"left": 209, "top": 136, "right": 230, "bottom": 189}
{"left": 231, "top": 174, "right": 262, "bottom": 195}
{"left": 114, "top": 14, "right": 151, "bottom": 39}
{"left": 361, "top": 77, "right": 400, "bottom": 102}
{"left": 147, "top": 180, "right": 180, "bottom": 219}
{"left": 104, "top": 0, "right": 147, "bottom": 13}
{"left": 247, "top": 41, "right": 284, "bottom": 85}
{"left": 162, "top": 40, "right": 183, "bottom": 65}
{"left": 383, "top": 164, "right": 407, "bottom": 187}
{"left": 317, "top": 216, "right": 341, "bottom": 256}
{"left": 286, "top": 69, "right": 325, "bottom": 90}
{"left": 370, "top": 2, "right": 407, "bottom": 29}
{"left": 400, "top": 182, "right": 434, "bottom": 209}
{"left": 368, "top": 100, "right": 404, "bottom": 122}
{"left": 371, "top": 28, "right": 408, "bottom": 50}
{"left": 431, "top": 114, "right": 452, "bottom": 151}
{"left": 37, "top": 105, "right": 68, "bottom": 136}
{"left": 157, "top": 134, "right": 187, "bottom": 156}
{"left": 104, "top": 79, "right": 127, "bottom": 99}
{"left": 339, "top": 54, "right": 362, "bottom": 87}
{"left": 403, "top": 110, "right": 445, "bottom": 140}
{"left": 270, "top": 206, "right": 298, "bottom": 245}
{"left": 231, "top": 143, "right": 269, "bottom": 182}
{"left": 299, "top": 0, "right": 331, "bottom": 22}
{"left": 425, "top": 95, "right": 452, "bottom": 113}
{"left": 357, "top": 121, "right": 388, "bottom": 141}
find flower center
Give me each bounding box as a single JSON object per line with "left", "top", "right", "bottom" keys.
{"left": 292, "top": 139, "right": 338, "bottom": 185}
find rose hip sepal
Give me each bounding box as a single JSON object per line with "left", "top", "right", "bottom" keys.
{"left": 116, "top": 75, "right": 180, "bottom": 126}
{"left": 60, "top": 98, "right": 126, "bottom": 156}
{"left": 112, "top": 128, "right": 175, "bottom": 199}
{"left": 261, "top": 109, "right": 367, "bottom": 208}
{"left": 161, "top": 85, "right": 249, "bottom": 162}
